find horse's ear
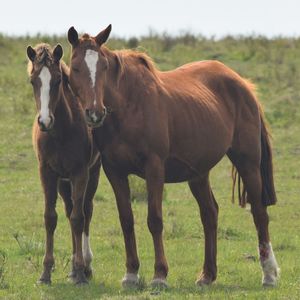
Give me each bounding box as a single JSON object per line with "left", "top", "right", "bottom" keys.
{"left": 27, "top": 46, "right": 36, "bottom": 62}
{"left": 53, "top": 44, "right": 63, "bottom": 62}
{"left": 68, "top": 26, "right": 79, "bottom": 46}
{"left": 95, "top": 24, "right": 112, "bottom": 46}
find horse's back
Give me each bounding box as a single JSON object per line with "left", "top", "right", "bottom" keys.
{"left": 157, "top": 60, "right": 260, "bottom": 177}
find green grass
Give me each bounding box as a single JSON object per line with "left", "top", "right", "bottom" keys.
{"left": 0, "top": 33, "right": 300, "bottom": 299}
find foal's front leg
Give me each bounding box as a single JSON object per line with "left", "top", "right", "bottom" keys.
{"left": 82, "top": 157, "right": 101, "bottom": 279}
{"left": 145, "top": 155, "right": 168, "bottom": 288}
{"left": 38, "top": 165, "right": 58, "bottom": 284}
{"left": 70, "top": 169, "right": 89, "bottom": 284}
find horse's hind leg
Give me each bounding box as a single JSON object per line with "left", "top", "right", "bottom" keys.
{"left": 38, "top": 165, "right": 58, "bottom": 284}
{"left": 58, "top": 180, "right": 76, "bottom": 280}
{"left": 82, "top": 157, "right": 101, "bottom": 279}
{"left": 188, "top": 174, "right": 218, "bottom": 286}
{"left": 228, "top": 150, "right": 279, "bottom": 286}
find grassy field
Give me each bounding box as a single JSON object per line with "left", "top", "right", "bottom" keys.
{"left": 0, "top": 33, "right": 299, "bottom": 299}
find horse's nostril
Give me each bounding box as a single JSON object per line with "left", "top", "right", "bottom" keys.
{"left": 85, "top": 109, "right": 90, "bottom": 116}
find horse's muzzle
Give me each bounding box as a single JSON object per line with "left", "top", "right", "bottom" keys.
{"left": 38, "top": 114, "right": 54, "bottom": 132}
{"left": 85, "top": 107, "right": 107, "bottom": 128}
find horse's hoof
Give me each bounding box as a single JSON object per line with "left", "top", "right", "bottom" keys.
{"left": 195, "top": 274, "right": 213, "bottom": 286}
{"left": 122, "top": 273, "right": 139, "bottom": 288}
{"left": 37, "top": 278, "right": 51, "bottom": 285}
{"left": 262, "top": 274, "right": 277, "bottom": 287}
{"left": 67, "top": 270, "right": 77, "bottom": 283}
{"left": 150, "top": 278, "right": 168, "bottom": 289}
{"left": 84, "top": 267, "right": 93, "bottom": 280}
{"left": 74, "top": 273, "right": 89, "bottom": 285}
{"left": 75, "top": 279, "right": 89, "bottom": 286}
{"left": 68, "top": 270, "right": 76, "bottom": 279}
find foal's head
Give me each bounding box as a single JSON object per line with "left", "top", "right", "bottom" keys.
{"left": 27, "top": 44, "right": 63, "bottom": 131}
{"left": 68, "top": 25, "right": 112, "bottom": 127}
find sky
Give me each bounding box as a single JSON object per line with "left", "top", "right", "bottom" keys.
{"left": 1, "top": 0, "right": 300, "bottom": 38}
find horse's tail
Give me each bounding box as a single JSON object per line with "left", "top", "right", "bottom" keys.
{"left": 259, "top": 113, "right": 277, "bottom": 206}
{"left": 231, "top": 109, "right": 277, "bottom": 207}
{"left": 231, "top": 166, "right": 247, "bottom": 207}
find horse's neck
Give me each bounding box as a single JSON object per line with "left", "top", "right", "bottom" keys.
{"left": 105, "top": 52, "right": 159, "bottom": 112}
{"left": 52, "top": 86, "right": 73, "bottom": 135}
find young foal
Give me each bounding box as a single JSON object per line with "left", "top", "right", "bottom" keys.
{"left": 67, "top": 26, "right": 279, "bottom": 288}
{"left": 27, "top": 44, "right": 101, "bottom": 284}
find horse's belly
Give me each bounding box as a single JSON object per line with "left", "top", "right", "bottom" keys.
{"left": 164, "top": 157, "right": 201, "bottom": 183}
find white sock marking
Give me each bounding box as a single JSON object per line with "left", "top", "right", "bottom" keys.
{"left": 259, "top": 242, "right": 279, "bottom": 286}
{"left": 39, "top": 66, "right": 51, "bottom": 126}
{"left": 82, "top": 233, "right": 93, "bottom": 266}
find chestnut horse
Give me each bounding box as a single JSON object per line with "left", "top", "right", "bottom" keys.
{"left": 27, "top": 44, "right": 101, "bottom": 284}
{"left": 67, "top": 25, "right": 279, "bottom": 287}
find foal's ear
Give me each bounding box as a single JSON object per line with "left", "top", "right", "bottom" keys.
{"left": 27, "top": 46, "right": 36, "bottom": 62}
{"left": 68, "top": 26, "right": 79, "bottom": 46}
{"left": 53, "top": 44, "right": 63, "bottom": 62}
{"left": 95, "top": 24, "right": 112, "bottom": 46}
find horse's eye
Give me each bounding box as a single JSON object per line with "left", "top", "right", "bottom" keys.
{"left": 72, "top": 67, "right": 80, "bottom": 73}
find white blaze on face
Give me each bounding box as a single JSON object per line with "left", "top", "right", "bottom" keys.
{"left": 82, "top": 233, "right": 93, "bottom": 266}
{"left": 84, "top": 49, "right": 98, "bottom": 106}
{"left": 39, "top": 66, "right": 51, "bottom": 126}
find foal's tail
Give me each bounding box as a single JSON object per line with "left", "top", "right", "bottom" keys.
{"left": 232, "top": 111, "right": 277, "bottom": 207}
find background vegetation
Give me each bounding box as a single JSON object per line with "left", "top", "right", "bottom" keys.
{"left": 0, "top": 32, "right": 299, "bottom": 299}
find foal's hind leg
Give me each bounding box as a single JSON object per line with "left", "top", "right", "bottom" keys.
{"left": 82, "top": 157, "right": 101, "bottom": 279}
{"left": 229, "top": 151, "right": 279, "bottom": 286}
{"left": 188, "top": 174, "right": 219, "bottom": 286}
{"left": 58, "top": 180, "right": 76, "bottom": 280}
{"left": 38, "top": 165, "right": 58, "bottom": 284}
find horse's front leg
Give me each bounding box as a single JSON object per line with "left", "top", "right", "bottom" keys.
{"left": 145, "top": 154, "right": 168, "bottom": 288}
{"left": 70, "top": 168, "right": 89, "bottom": 284}
{"left": 38, "top": 164, "right": 58, "bottom": 284}
{"left": 103, "top": 162, "right": 140, "bottom": 288}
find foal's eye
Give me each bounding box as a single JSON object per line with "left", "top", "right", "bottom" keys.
{"left": 72, "top": 67, "right": 80, "bottom": 73}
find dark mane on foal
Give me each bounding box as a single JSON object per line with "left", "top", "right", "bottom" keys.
{"left": 27, "top": 43, "right": 69, "bottom": 75}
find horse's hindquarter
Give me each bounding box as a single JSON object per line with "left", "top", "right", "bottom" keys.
{"left": 160, "top": 62, "right": 237, "bottom": 180}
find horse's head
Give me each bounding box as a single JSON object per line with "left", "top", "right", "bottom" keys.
{"left": 27, "top": 44, "right": 63, "bottom": 131}
{"left": 68, "top": 25, "right": 112, "bottom": 127}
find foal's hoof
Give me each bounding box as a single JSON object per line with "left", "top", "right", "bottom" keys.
{"left": 122, "top": 273, "right": 139, "bottom": 288}
{"left": 69, "top": 269, "right": 89, "bottom": 285}
{"left": 150, "top": 278, "right": 168, "bottom": 289}
{"left": 195, "top": 274, "right": 213, "bottom": 286}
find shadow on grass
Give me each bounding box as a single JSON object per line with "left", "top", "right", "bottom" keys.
{"left": 35, "top": 280, "right": 265, "bottom": 299}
